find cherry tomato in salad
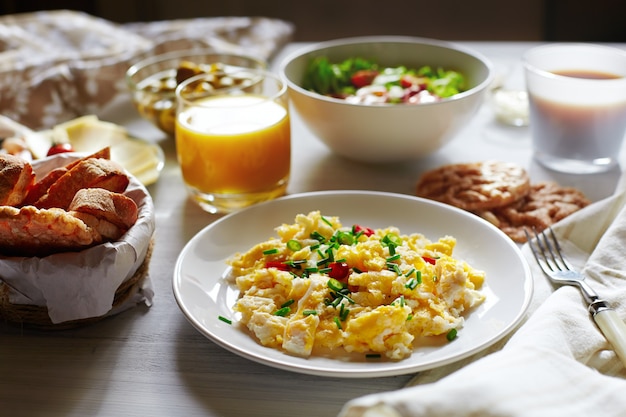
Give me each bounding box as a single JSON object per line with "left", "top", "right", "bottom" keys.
{"left": 46, "top": 143, "right": 74, "bottom": 156}
{"left": 351, "top": 70, "right": 379, "bottom": 89}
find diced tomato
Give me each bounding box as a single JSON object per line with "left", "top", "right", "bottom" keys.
{"left": 328, "top": 262, "right": 350, "bottom": 281}
{"left": 422, "top": 256, "right": 437, "bottom": 265}
{"left": 265, "top": 261, "right": 289, "bottom": 271}
{"left": 353, "top": 224, "right": 375, "bottom": 237}
{"left": 351, "top": 70, "right": 379, "bottom": 88}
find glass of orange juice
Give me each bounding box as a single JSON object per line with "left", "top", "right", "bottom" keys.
{"left": 175, "top": 69, "right": 291, "bottom": 213}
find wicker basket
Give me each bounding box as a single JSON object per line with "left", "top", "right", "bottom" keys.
{"left": 0, "top": 240, "right": 153, "bottom": 330}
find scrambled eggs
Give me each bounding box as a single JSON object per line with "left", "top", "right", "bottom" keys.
{"left": 227, "top": 211, "right": 485, "bottom": 360}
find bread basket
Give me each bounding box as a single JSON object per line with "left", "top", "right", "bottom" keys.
{"left": 0, "top": 152, "right": 156, "bottom": 329}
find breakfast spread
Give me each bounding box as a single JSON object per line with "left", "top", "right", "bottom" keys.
{"left": 0, "top": 147, "right": 139, "bottom": 257}
{"left": 227, "top": 211, "right": 485, "bottom": 360}
{"left": 415, "top": 161, "right": 590, "bottom": 242}
{"left": 302, "top": 57, "right": 466, "bottom": 104}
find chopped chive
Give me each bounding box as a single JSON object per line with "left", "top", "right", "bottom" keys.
{"left": 321, "top": 216, "right": 333, "bottom": 227}
{"left": 303, "top": 310, "right": 318, "bottom": 316}
{"left": 273, "top": 307, "right": 291, "bottom": 316}
{"left": 392, "top": 296, "right": 405, "bottom": 307}
{"left": 387, "top": 263, "right": 402, "bottom": 275}
{"left": 446, "top": 328, "right": 458, "bottom": 341}
{"left": 281, "top": 299, "right": 295, "bottom": 308}
{"left": 317, "top": 258, "right": 329, "bottom": 266}
{"left": 286, "top": 259, "right": 306, "bottom": 267}
{"left": 334, "top": 316, "right": 342, "bottom": 329}
{"left": 263, "top": 248, "right": 279, "bottom": 255}
{"left": 405, "top": 278, "right": 418, "bottom": 290}
{"left": 416, "top": 270, "right": 422, "bottom": 284}
{"left": 366, "top": 353, "right": 381, "bottom": 359}
{"left": 352, "top": 267, "right": 363, "bottom": 273}
{"left": 319, "top": 267, "right": 331, "bottom": 274}
{"left": 340, "top": 293, "right": 356, "bottom": 304}
{"left": 218, "top": 316, "right": 232, "bottom": 325}
{"left": 386, "top": 254, "right": 401, "bottom": 262}
{"left": 405, "top": 268, "right": 416, "bottom": 277}
{"left": 289, "top": 271, "right": 300, "bottom": 279}
{"left": 406, "top": 314, "right": 413, "bottom": 321}
{"left": 286, "top": 239, "right": 302, "bottom": 251}
{"left": 339, "top": 305, "right": 350, "bottom": 321}
{"left": 305, "top": 267, "right": 319, "bottom": 273}
{"left": 310, "top": 231, "right": 326, "bottom": 242}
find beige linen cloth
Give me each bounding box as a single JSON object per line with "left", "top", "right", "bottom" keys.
{"left": 0, "top": 10, "right": 294, "bottom": 131}
{"left": 339, "top": 178, "right": 626, "bottom": 417}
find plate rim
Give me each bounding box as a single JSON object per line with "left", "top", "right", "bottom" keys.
{"left": 173, "top": 190, "right": 534, "bottom": 378}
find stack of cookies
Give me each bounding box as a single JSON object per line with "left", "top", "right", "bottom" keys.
{"left": 415, "top": 161, "right": 591, "bottom": 243}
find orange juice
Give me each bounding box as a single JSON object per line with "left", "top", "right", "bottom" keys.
{"left": 176, "top": 94, "right": 290, "bottom": 197}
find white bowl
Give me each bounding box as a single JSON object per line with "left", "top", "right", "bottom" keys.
{"left": 280, "top": 36, "right": 494, "bottom": 163}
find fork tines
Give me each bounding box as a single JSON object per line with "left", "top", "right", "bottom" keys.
{"left": 525, "top": 227, "right": 571, "bottom": 273}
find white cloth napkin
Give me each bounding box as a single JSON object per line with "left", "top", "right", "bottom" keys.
{"left": 338, "top": 184, "right": 626, "bottom": 417}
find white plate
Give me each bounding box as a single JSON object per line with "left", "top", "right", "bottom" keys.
{"left": 173, "top": 191, "right": 533, "bottom": 378}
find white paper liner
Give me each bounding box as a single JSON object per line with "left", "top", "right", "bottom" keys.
{"left": 0, "top": 152, "right": 155, "bottom": 323}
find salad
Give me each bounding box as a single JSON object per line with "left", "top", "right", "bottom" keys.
{"left": 302, "top": 57, "right": 466, "bottom": 105}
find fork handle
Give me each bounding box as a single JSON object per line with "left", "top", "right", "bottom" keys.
{"left": 592, "top": 306, "right": 626, "bottom": 368}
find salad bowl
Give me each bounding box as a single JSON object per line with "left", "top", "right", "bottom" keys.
{"left": 280, "top": 36, "right": 494, "bottom": 163}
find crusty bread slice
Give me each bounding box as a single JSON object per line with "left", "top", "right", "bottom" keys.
{"left": 69, "top": 188, "right": 138, "bottom": 230}
{"left": 34, "top": 158, "right": 129, "bottom": 210}
{"left": 21, "top": 166, "right": 67, "bottom": 207}
{"left": 21, "top": 147, "right": 112, "bottom": 207}
{"left": 0, "top": 205, "right": 101, "bottom": 257}
{"left": 0, "top": 153, "right": 35, "bottom": 206}
{"left": 70, "top": 211, "right": 123, "bottom": 241}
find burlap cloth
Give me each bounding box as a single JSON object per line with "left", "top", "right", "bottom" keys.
{"left": 0, "top": 9, "right": 294, "bottom": 131}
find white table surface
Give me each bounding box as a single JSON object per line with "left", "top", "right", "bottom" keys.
{"left": 1, "top": 41, "right": 624, "bottom": 417}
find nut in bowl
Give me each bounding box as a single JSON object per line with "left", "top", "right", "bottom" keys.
{"left": 280, "top": 36, "right": 494, "bottom": 163}
{"left": 126, "top": 49, "right": 268, "bottom": 135}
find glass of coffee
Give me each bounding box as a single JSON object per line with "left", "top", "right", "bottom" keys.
{"left": 523, "top": 44, "right": 626, "bottom": 174}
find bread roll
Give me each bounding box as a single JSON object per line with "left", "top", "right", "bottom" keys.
{"left": 69, "top": 188, "right": 138, "bottom": 230}
{"left": 0, "top": 153, "right": 35, "bottom": 206}
{"left": 34, "top": 158, "right": 129, "bottom": 210}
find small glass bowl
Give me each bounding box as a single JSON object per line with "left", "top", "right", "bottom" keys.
{"left": 125, "top": 50, "right": 267, "bottom": 135}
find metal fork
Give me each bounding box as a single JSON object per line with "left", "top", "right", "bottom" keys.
{"left": 526, "top": 227, "right": 626, "bottom": 367}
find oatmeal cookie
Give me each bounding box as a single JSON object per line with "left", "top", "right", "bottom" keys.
{"left": 475, "top": 181, "right": 591, "bottom": 243}
{"left": 415, "top": 161, "right": 531, "bottom": 211}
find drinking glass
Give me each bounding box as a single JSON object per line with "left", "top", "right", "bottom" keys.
{"left": 523, "top": 44, "right": 626, "bottom": 174}
{"left": 175, "top": 69, "right": 290, "bottom": 213}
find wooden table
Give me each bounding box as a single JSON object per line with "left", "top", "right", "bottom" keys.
{"left": 1, "top": 42, "right": 624, "bottom": 417}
